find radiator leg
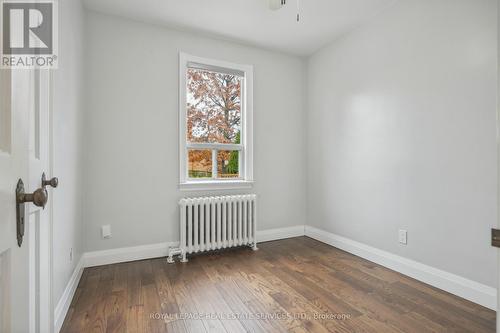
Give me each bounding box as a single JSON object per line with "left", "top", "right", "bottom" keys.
{"left": 252, "top": 242, "right": 259, "bottom": 251}
{"left": 166, "top": 254, "right": 175, "bottom": 264}
{"left": 180, "top": 250, "right": 188, "bottom": 263}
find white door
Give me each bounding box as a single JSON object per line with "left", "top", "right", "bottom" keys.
{"left": 0, "top": 67, "right": 54, "bottom": 333}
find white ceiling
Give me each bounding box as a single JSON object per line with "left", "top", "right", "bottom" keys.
{"left": 83, "top": 0, "right": 397, "bottom": 56}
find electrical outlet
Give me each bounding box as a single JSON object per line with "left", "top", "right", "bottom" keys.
{"left": 69, "top": 247, "right": 73, "bottom": 262}
{"left": 399, "top": 230, "right": 407, "bottom": 245}
{"left": 101, "top": 225, "right": 112, "bottom": 239}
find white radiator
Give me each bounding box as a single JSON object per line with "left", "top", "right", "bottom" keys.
{"left": 167, "top": 194, "right": 257, "bottom": 263}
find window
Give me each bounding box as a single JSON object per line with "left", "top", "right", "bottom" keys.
{"left": 179, "top": 53, "right": 253, "bottom": 190}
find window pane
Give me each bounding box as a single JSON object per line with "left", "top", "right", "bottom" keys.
{"left": 187, "top": 67, "right": 242, "bottom": 144}
{"left": 217, "top": 150, "right": 239, "bottom": 179}
{"left": 188, "top": 149, "right": 212, "bottom": 178}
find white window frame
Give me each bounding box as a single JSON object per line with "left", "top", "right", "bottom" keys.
{"left": 179, "top": 52, "right": 254, "bottom": 191}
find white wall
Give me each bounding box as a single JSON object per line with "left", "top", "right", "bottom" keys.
{"left": 307, "top": 0, "right": 497, "bottom": 287}
{"left": 52, "top": 0, "right": 85, "bottom": 307}
{"left": 83, "top": 12, "right": 307, "bottom": 251}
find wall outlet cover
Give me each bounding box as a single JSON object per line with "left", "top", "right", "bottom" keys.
{"left": 101, "top": 225, "right": 112, "bottom": 239}
{"left": 399, "top": 229, "right": 407, "bottom": 245}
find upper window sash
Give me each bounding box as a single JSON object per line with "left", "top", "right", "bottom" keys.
{"left": 185, "top": 65, "right": 243, "bottom": 145}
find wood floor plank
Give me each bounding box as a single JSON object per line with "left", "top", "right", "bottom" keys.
{"left": 61, "top": 237, "right": 495, "bottom": 333}
{"left": 142, "top": 281, "right": 167, "bottom": 333}
{"left": 127, "top": 261, "right": 143, "bottom": 307}
{"left": 126, "top": 305, "right": 145, "bottom": 333}
{"left": 229, "top": 266, "right": 301, "bottom": 331}
{"left": 179, "top": 259, "right": 228, "bottom": 333}
{"left": 112, "top": 263, "right": 129, "bottom": 292}
{"left": 62, "top": 267, "right": 104, "bottom": 332}
{"left": 185, "top": 260, "right": 248, "bottom": 333}
{"left": 153, "top": 261, "right": 180, "bottom": 321}
{"left": 172, "top": 279, "right": 207, "bottom": 333}
{"left": 86, "top": 266, "right": 115, "bottom": 333}
{"left": 217, "top": 280, "right": 267, "bottom": 330}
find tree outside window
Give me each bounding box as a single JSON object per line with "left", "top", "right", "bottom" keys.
{"left": 187, "top": 68, "right": 241, "bottom": 179}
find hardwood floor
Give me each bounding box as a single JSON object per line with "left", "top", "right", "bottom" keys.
{"left": 61, "top": 237, "right": 495, "bottom": 332}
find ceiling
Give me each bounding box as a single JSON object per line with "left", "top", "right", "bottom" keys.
{"left": 83, "top": 0, "right": 397, "bottom": 56}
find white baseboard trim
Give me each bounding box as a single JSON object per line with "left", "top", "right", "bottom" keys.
{"left": 83, "top": 225, "right": 305, "bottom": 268}
{"left": 84, "top": 241, "right": 179, "bottom": 268}
{"left": 305, "top": 226, "right": 497, "bottom": 310}
{"left": 54, "top": 255, "right": 85, "bottom": 333}
{"left": 257, "top": 225, "right": 305, "bottom": 243}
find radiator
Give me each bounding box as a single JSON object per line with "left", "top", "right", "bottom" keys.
{"left": 167, "top": 194, "right": 257, "bottom": 263}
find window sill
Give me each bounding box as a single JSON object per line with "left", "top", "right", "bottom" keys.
{"left": 179, "top": 180, "right": 254, "bottom": 191}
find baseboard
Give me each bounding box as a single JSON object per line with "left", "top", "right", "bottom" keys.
{"left": 305, "top": 226, "right": 497, "bottom": 310}
{"left": 54, "top": 255, "right": 85, "bottom": 333}
{"left": 84, "top": 241, "right": 180, "bottom": 267}
{"left": 257, "top": 225, "right": 305, "bottom": 242}
{"left": 83, "top": 225, "right": 305, "bottom": 268}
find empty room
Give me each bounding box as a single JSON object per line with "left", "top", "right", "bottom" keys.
{"left": 0, "top": 0, "right": 499, "bottom": 332}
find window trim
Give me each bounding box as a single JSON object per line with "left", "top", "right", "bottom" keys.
{"left": 179, "top": 52, "right": 254, "bottom": 191}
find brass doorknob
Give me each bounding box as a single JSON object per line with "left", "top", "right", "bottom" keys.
{"left": 42, "top": 172, "right": 58, "bottom": 188}
{"left": 17, "top": 187, "right": 48, "bottom": 209}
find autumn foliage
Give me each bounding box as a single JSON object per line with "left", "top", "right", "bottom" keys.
{"left": 187, "top": 68, "right": 241, "bottom": 178}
